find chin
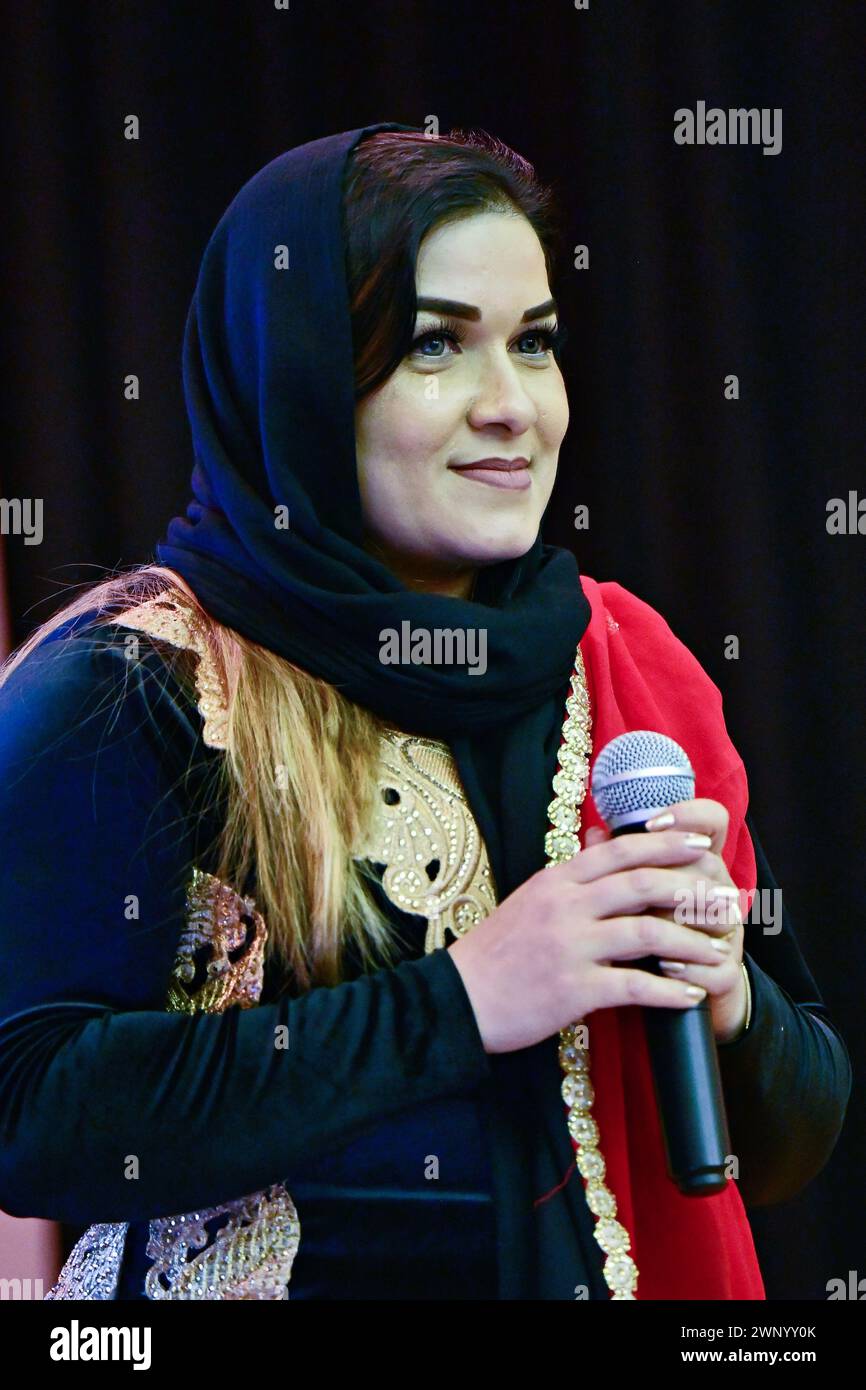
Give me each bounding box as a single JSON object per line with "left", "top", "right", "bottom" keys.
{"left": 448, "top": 524, "right": 540, "bottom": 567}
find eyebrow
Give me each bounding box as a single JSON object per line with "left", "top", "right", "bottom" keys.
{"left": 415, "top": 296, "right": 557, "bottom": 322}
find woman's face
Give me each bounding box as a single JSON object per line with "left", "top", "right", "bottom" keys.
{"left": 355, "top": 211, "right": 568, "bottom": 597}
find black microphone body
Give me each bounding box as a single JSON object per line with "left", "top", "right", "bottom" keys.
{"left": 612, "top": 818, "right": 732, "bottom": 1197}
{"left": 590, "top": 730, "right": 732, "bottom": 1197}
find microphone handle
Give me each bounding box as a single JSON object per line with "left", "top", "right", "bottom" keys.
{"left": 612, "top": 822, "right": 732, "bottom": 1196}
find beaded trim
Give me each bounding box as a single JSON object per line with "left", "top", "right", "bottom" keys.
{"left": 144, "top": 1184, "right": 299, "bottom": 1300}
{"left": 543, "top": 649, "right": 639, "bottom": 1299}
{"left": 113, "top": 596, "right": 230, "bottom": 750}
{"left": 167, "top": 866, "right": 267, "bottom": 1014}
{"left": 44, "top": 1222, "right": 129, "bottom": 1300}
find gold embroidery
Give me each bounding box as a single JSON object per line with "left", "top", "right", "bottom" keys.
{"left": 351, "top": 727, "right": 497, "bottom": 953}
{"left": 46, "top": 868, "right": 301, "bottom": 1301}
{"left": 144, "top": 1186, "right": 299, "bottom": 1301}
{"left": 113, "top": 595, "right": 230, "bottom": 750}
{"left": 167, "top": 867, "right": 266, "bottom": 1014}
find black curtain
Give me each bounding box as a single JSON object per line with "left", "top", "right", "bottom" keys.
{"left": 1, "top": 0, "right": 862, "bottom": 1300}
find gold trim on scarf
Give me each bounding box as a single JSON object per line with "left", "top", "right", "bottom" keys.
{"left": 543, "top": 651, "right": 638, "bottom": 1298}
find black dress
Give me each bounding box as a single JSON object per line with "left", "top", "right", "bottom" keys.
{"left": 0, "top": 612, "right": 852, "bottom": 1298}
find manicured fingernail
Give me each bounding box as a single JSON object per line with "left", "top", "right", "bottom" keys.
{"left": 711, "top": 938, "right": 732, "bottom": 953}
{"left": 645, "top": 811, "right": 675, "bottom": 830}
{"left": 685, "top": 985, "right": 707, "bottom": 1000}
{"left": 658, "top": 959, "right": 686, "bottom": 972}
{"left": 684, "top": 833, "right": 713, "bottom": 848}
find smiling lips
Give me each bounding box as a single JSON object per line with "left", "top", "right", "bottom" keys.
{"left": 449, "top": 457, "right": 532, "bottom": 491}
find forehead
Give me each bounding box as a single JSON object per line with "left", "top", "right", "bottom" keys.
{"left": 415, "top": 212, "right": 548, "bottom": 295}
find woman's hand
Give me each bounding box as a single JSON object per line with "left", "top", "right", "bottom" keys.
{"left": 585, "top": 798, "right": 748, "bottom": 1044}
{"left": 447, "top": 813, "right": 748, "bottom": 1054}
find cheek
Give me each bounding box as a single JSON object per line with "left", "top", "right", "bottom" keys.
{"left": 540, "top": 379, "right": 569, "bottom": 442}
{"left": 359, "top": 381, "right": 452, "bottom": 476}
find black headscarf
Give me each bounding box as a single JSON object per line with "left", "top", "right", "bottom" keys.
{"left": 156, "top": 121, "right": 592, "bottom": 899}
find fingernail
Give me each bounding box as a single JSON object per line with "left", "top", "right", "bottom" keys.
{"left": 685, "top": 985, "right": 707, "bottom": 1000}
{"left": 645, "top": 811, "right": 675, "bottom": 830}
{"left": 711, "top": 938, "right": 732, "bottom": 953}
{"left": 684, "top": 833, "right": 713, "bottom": 848}
{"left": 658, "top": 959, "right": 686, "bottom": 972}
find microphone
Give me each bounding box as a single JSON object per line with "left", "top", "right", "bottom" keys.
{"left": 590, "top": 730, "right": 732, "bottom": 1197}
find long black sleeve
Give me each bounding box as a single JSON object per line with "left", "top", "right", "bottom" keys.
{"left": 0, "top": 618, "right": 491, "bottom": 1226}
{"left": 716, "top": 807, "right": 852, "bottom": 1206}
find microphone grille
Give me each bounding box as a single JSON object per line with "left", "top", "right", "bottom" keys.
{"left": 590, "top": 730, "right": 695, "bottom": 828}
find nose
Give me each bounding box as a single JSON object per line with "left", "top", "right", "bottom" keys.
{"left": 465, "top": 351, "right": 538, "bottom": 434}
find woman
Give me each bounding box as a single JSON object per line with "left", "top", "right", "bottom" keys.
{"left": 0, "top": 122, "right": 851, "bottom": 1301}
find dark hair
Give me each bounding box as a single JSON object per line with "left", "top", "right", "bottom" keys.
{"left": 342, "top": 128, "right": 564, "bottom": 400}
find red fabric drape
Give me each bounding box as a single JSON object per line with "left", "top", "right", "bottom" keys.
{"left": 568, "top": 576, "right": 765, "bottom": 1299}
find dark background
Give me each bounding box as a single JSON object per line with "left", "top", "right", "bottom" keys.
{"left": 1, "top": 0, "right": 863, "bottom": 1299}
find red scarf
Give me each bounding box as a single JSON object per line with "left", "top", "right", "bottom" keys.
{"left": 567, "top": 576, "right": 765, "bottom": 1300}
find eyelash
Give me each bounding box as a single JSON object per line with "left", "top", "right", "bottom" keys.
{"left": 409, "top": 316, "right": 569, "bottom": 360}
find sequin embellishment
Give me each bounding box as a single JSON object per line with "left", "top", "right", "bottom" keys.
{"left": 144, "top": 1185, "right": 299, "bottom": 1300}
{"left": 44, "top": 1222, "right": 129, "bottom": 1300}
{"left": 351, "top": 727, "right": 497, "bottom": 953}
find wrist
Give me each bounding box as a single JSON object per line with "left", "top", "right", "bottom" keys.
{"left": 715, "top": 961, "right": 752, "bottom": 1045}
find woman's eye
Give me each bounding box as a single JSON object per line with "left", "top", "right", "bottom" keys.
{"left": 411, "top": 331, "right": 458, "bottom": 358}
{"left": 517, "top": 330, "right": 552, "bottom": 356}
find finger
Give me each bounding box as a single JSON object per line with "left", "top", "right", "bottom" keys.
{"left": 582, "top": 825, "right": 609, "bottom": 848}
{"left": 587, "top": 963, "right": 708, "bottom": 1013}
{"left": 644, "top": 797, "right": 730, "bottom": 855}
{"left": 590, "top": 914, "right": 740, "bottom": 968}
{"left": 559, "top": 829, "right": 721, "bottom": 887}
{"left": 583, "top": 862, "right": 737, "bottom": 927}
{"left": 654, "top": 898, "right": 745, "bottom": 937}
{"left": 657, "top": 958, "right": 742, "bottom": 997}
{"left": 656, "top": 916, "right": 744, "bottom": 953}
